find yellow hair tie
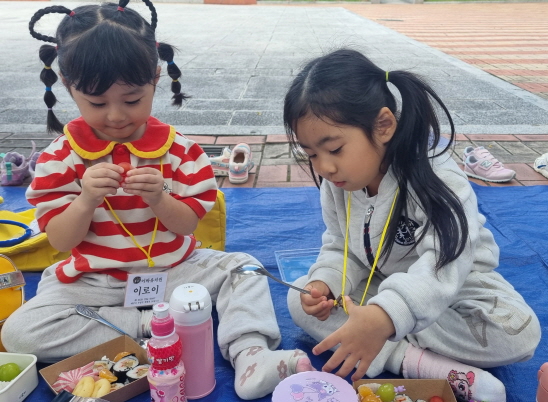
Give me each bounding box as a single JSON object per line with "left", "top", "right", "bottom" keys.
{"left": 172, "top": 79, "right": 179, "bottom": 83}
{"left": 44, "top": 66, "right": 52, "bottom": 70}
{"left": 386, "top": 71, "right": 389, "bottom": 82}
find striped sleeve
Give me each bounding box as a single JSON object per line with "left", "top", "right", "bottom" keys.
{"left": 26, "top": 137, "right": 83, "bottom": 232}
{"left": 169, "top": 135, "right": 218, "bottom": 219}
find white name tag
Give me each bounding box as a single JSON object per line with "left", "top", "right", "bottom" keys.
{"left": 124, "top": 272, "right": 168, "bottom": 307}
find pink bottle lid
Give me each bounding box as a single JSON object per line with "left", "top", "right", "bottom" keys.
{"left": 151, "top": 302, "right": 175, "bottom": 337}
{"left": 272, "top": 371, "right": 358, "bottom": 402}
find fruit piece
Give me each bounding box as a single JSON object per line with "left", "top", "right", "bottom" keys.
{"left": 118, "top": 162, "right": 133, "bottom": 174}
{"left": 113, "top": 351, "right": 133, "bottom": 362}
{"left": 118, "top": 162, "right": 133, "bottom": 182}
{"left": 92, "top": 378, "right": 112, "bottom": 398}
{"left": 358, "top": 385, "right": 375, "bottom": 398}
{"left": 429, "top": 397, "right": 444, "bottom": 402}
{"left": 72, "top": 376, "right": 95, "bottom": 397}
{"left": 0, "top": 362, "right": 22, "bottom": 382}
{"left": 376, "top": 383, "right": 396, "bottom": 402}
{"left": 98, "top": 368, "right": 118, "bottom": 383}
{"left": 362, "top": 395, "right": 381, "bottom": 402}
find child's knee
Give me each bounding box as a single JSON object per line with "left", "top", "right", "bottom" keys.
{"left": 511, "top": 311, "right": 542, "bottom": 362}
{"left": 1, "top": 312, "right": 37, "bottom": 356}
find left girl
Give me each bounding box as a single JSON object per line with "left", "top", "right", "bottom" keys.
{"left": 1, "top": 2, "right": 313, "bottom": 399}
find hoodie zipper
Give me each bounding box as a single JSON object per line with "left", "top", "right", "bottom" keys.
{"left": 363, "top": 206, "right": 375, "bottom": 266}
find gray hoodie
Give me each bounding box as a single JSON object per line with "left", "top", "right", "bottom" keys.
{"left": 307, "top": 152, "right": 499, "bottom": 341}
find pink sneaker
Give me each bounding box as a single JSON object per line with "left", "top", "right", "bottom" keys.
{"left": 28, "top": 150, "right": 42, "bottom": 180}
{"left": 464, "top": 154, "right": 516, "bottom": 183}
{"left": 229, "top": 143, "right": 254, "bottom": 184}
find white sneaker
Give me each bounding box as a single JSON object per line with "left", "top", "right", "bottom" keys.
{"left": 208, "top": 147, "right": 231, "bottom": 176}
{"left": 229, "top": 143, "right": 254, "bottom": 184}
{"left": 534, "top": 153, "right": 548, "bottom": 179}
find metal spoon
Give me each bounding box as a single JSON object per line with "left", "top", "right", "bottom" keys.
{"left": 231, "top": 264, "right": 311, "bottom": 295}
{"left": 75, "top": 304, "right": 149, "bottom": 349}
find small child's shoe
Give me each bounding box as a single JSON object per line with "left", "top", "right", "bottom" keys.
{"left": 534, "top": 153, "right": 548, "bottom": 179}
{"left": 209, "top": 147, "right": 231, "bottom": 177}
{"left": 463, "top": 146, "right": 505, "bottom": 166}
{"left": 28, "top": 151, "right": 42, "bottom": 180}
{"left": 229, "top": 143, "right": 254, "bottom": 184}
{"left": 464, "top": 154, "right": 516, "bottom": 183}
{"left": 1, "top": 141, "right": 37, "bottom": 186}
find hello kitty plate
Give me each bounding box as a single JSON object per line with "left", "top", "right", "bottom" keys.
{"left": 272, "top": 371, "right": 358, "bottom": 402}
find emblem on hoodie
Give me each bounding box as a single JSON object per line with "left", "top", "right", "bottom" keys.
{"left": 395, "top": 217, "right": 419, "bottom": 246}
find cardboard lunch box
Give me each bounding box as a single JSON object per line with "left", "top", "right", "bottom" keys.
{"left": 39, "top": 335, "right": 149, "bottom": 402}
{"left": 354, "top": 379, "right": 457, "bottom": 402}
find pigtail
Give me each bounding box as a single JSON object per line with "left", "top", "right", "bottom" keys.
{"left": 158, "top": 42, "right": 189, "bottom": 107}
{"left": 39, "top": 45, "right": 64, "bottom": 134}
{"left": 382, "top": 70, "right": 468, "bottom": 271}
{"left": 29, "top": 5, "right": 74, "bottom": 134}
{"left": 29, "top": 6, "right": 72, "bottom": 43}
{"left": 140, "top": 0, "right": 158, "bottom": 31}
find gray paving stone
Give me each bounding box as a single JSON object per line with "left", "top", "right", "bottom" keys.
{"left": 522, "top": 142, "right": 548, "bottom": 156}
{"left": 231, "top": 111, "right": 283, "bottom": 126}
{"left": 498, "top": 142, "right": 543, "bottom": 158}
{"left": 260, "top": 157, "right": 296, "bottom": 166}
{"left": 263, "top": 143, "right": 290, "bottom": 159}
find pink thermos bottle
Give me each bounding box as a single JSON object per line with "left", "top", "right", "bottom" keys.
{"left": 169, "top": 283, "right": 216, "bottom": 399}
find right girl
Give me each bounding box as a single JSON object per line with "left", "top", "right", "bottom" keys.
{"left": 284, "top": 49, "right": 541, "bottom": 402}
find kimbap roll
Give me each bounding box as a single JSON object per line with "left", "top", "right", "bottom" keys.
{"left": 112, "top": 355, "right": 139, "bottom": 383}
{"left": 93, "top": 359, "right": 113, "bottom": 372}
{"left": 126, "top": 364, "right": 150, "bottom": 382}
{"left": 110, "top": 383, "right": 125, "bottom": 392}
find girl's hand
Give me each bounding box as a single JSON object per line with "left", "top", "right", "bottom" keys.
{"left": 301, "top": 280, "right": 336, "bottom": 321}
{"left": 312, "top": 297, "right": 395, "bottom": 381}
{"left": 80, "top": 163, "right": 124, "bottom": 208}
{"left": 121, "top": 166, "right": 165, "bottom": 206}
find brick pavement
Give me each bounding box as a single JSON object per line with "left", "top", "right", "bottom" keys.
{"left": 186, "top": 133, "right": 548, "bottom": 188}
{"left": 330, "top": 3, "right": 548, "bottom": 100}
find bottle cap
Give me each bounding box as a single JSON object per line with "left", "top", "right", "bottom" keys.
{"left": 151, "top": 302, "right": 175, "bottom": 337}
{"left": 169, "top": 283, "right": 213, "bottom": 326}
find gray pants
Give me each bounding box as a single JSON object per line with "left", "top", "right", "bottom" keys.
{"left": 287, "top": 270, "right": 541, "bottom": 378}
{"left": 2, "top": 249, "right": 281, "bottom": 363}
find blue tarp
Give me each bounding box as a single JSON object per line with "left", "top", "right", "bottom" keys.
{"left": 1, "top": 184, "right": 546, "bottom": 402}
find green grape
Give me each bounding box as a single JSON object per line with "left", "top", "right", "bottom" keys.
{"left": 376, "top": 383, "right": 396, "bottom": 402}
{"left": 0, "top": 362, "right": 22, "bottom": 382}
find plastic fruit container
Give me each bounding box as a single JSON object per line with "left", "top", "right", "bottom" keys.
{"left": 0, "top": 352, "right": 38, "bottom": 401}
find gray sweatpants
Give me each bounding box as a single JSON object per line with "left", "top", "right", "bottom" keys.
{"left": 2, "top": 249, "right": 281, "bottom": 363}
{"left": 287, "top": 270, "right": 541, "bottom": 378}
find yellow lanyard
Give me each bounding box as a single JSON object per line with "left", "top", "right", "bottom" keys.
{"left": 336, "top": 188, "right": 399, "bottom": 314}
{"left": 103, "top": 158, "right": 163, "bottom": 268}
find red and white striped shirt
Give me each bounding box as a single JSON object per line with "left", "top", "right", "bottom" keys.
{"left": 27, "top": 117, "right": 217, "bottom": 283}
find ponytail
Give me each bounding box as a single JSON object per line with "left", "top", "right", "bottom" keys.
{"left": 380, "top": 70, "right": 468, "bottom": 271}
